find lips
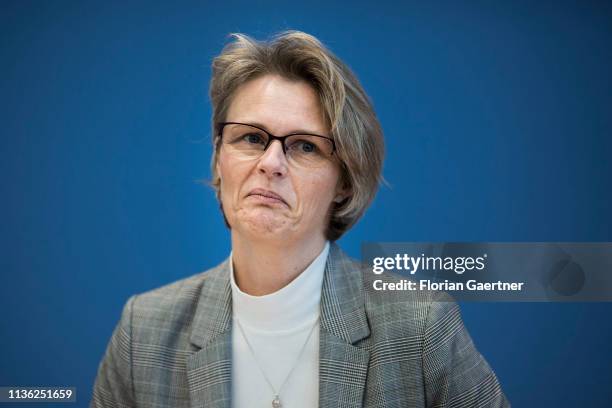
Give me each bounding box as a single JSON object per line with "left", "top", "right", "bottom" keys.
{"left": 247, "top": 188, "right": 288, "bottom": 206}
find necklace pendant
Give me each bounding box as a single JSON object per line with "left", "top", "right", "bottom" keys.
{"left": 272, "top": 395, "right": 282, "bottom": 408}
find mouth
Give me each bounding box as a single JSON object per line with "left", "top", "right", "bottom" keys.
{"left": 247, "top": 188, "right": 289, "bottom": 207}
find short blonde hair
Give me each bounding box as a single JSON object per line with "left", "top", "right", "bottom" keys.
{"left": 209, "top": 31, "right": 384, "bottom": 241}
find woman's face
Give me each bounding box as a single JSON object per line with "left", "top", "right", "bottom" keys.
{"left": 216, "top": 74, "right": 344, "bottom": 245}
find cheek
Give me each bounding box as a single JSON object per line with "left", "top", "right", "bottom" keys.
{"left": 217, "top": 154, "right": 257, "bottom": 205}
{"left": 298, "top": 172, "right": 339, "bottom": 212}
{"left": 217, "top": 155, "right": 238, "bottom": 201}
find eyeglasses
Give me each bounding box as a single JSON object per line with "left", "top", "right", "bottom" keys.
{"left": 216, "top": 122, "right": 336, "bottom": 168}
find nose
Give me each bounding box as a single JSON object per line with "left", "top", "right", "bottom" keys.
{"left": 256, "top": 140, "right": 288, "bottom": 178}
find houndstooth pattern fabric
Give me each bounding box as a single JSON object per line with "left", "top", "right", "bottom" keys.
{"left": 92, "top": 243, "right": 509, "bottom": 407}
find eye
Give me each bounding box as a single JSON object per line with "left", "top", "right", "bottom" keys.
{"left": 243, "top": 133, "right": 265, "bottom": 145}
{"left": 300, "top": 141, "right": 316, "bottom": 153}
{"left": 290, "top": 139, "right": 318, "bottom": 154}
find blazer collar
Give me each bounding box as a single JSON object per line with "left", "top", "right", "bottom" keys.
{"left": 319, "top": 243, "right": 370, "bottom": 344}
{"left": 188, "top": 243, "right": 370, "bottom": 347}
{"left": 317, "top": 243, "right": 371, "bottom": 408}
{"left": 186, "top": 260, "right": 233, "bottom": 408}
{"left": 186, "top": 243, "right": 371, "bottom": 408}
{"left": 189, "top": 259, "right": 233, "bottom": 348}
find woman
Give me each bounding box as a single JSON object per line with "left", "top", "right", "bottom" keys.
{"left": 92, "top": 31, "right": 509, "bottom": 407}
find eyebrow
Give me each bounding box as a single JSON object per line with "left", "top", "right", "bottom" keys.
{"left": 234, "top": 121, "right": 328, "bottom": 137}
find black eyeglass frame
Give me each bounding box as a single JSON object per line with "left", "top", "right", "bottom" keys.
{"left": 216, "top": 122, "right": 337, "bottom": 155}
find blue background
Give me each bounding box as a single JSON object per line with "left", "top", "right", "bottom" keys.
{"left": 1, "top": 0, "right": 611, "bottom": 406}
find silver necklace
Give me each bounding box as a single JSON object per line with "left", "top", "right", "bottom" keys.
{"left": 236, "top": 317, "right": 319, "bottom": 408}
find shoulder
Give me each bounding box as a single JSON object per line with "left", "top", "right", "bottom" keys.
{"left": 332, "top": 248, "right": 456, "bottom": 338}
{"left": 367, "top": 273, "right": 451, "bottom": 333}
{"left": 124, "top": 259, "right": 229, "bottom": 341}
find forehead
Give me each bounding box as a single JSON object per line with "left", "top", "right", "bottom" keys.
{"left": 225, "top": 75, "right": 328, "bottom": 135}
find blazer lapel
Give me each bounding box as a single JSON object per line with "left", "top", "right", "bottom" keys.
{"left": 319, "top": 244, "right": 371, "bottom": 408}
{"left": 186, "top": 260, "right": 233, "bottom": 408}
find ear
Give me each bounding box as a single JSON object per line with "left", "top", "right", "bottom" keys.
{"left": 333, "top": 183, "right": 351, "bottom": 204}
{"left": 215, "top": 158, "right": 222, "bottom": 182}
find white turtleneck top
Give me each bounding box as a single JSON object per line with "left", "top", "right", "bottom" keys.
{"left": 230, "top": 242, "right": 329, "bottom": 408}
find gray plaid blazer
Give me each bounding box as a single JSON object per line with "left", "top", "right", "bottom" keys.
{"left": 92, "top": 243, "right": 509, "bottom": 407}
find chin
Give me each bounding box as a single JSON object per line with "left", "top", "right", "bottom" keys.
{"left": 236, "top": 210, "right": 293, "bottom": 238}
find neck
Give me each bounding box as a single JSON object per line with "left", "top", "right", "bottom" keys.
{"left": 231, "top": 232, "right": 327, "bottom": 296}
